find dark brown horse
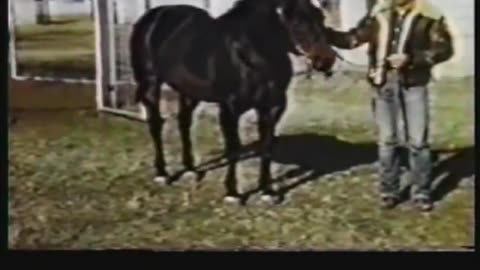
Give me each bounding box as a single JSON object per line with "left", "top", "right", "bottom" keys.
{"left": 130, "top": 0, "right": 336, "bottom": 205}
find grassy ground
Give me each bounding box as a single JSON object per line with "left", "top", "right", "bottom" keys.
{"left": 8, "top": 75, "right": 475, "bottom": 250}
{"left": 14, "top": 17, "right": 95, "bottom": 78}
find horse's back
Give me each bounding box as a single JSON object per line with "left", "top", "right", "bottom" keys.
{"left": 130, "top": 5, "right": 214, "bottom": 81}
{"left": 132, "top": 4, "right": 211, "bottom": 36}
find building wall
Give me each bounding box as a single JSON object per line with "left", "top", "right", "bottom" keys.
{"left": 337, "top": 0, "right": 370, "bottom": 70}
{"left": 115, "top": 0, "right": 208, "bottom": 23}
{"left": 11, "top": 0, "right": 37, "bottom": 25}
{"left": 209, "top": 0, "right": 236, "bottom": 17}
{"left": 115, "top": 0, "right": 147, "bottom": 23}
{"left": 432, "top": 0, "right": 474, "bottom": 78}
{"left": 49, "top": 0, "right": 92, "bottom": 18}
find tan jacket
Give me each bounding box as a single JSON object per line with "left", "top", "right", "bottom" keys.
{"left": 326, "top": 0, "right": 454, "bottom": 87}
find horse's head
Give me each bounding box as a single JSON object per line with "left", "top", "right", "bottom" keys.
{"left": 276, "top": 0, "right": 337, "bottom": 75}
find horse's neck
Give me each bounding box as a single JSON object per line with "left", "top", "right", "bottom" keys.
{"left": 247, "top": 21, "right": 292, "bottom": 56}
{"left": 222, "top": 15, "right": 290, "bottom": 55}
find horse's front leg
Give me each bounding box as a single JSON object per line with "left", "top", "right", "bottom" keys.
{"left": 257, "top": 101, "right": 286, "bottom": 204}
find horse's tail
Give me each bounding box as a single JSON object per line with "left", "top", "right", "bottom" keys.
{"left": 130, "top": 7, "right": 166, "bottom": 103}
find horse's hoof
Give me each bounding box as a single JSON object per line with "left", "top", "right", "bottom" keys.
{"left": 259, "top": 194, "right": 282, "bottom": 206}
{"left": 223, "top": 196, "right": 242, "bottom": 206}
{"left": 181, "top": 170, "right": 198, "bottom": 183}
{"left": 260, "top": 194, "right": 275, "bottom": 204}
{"left": 180, "top": 170, "right": 206, "bottom": 186}
{"left": 153, "top": 176, "right": 169, "bottom": 185}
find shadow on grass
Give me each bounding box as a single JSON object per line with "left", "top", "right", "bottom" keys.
{"left": 171, "top": 134, "right": 377, "bottom": 197}
{"left": 431, "top": 147, "right": 475, "bottom": 202}
{"left": 176, "top": 133, "right": 473, "bottom": 204}
{"left": 263, "top": 134, "right": 378, "bottom": 196}
{"left": 41, "top": 18, "right": 86, "bottom": 25}
{"left": 397, "top": 146, "right": 475, "bottom": 203}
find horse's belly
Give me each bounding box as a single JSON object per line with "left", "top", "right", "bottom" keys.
{"left": 165, "top": 66, "right": 221, "bottom": 102}
{"left": 170, "top": 82, "right": 220, "bottom": 102}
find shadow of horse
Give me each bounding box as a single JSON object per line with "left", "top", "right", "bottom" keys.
{"left": 261, "top": 134, "right": 378, "bottom": 196}
{"left": 189, "top": 133, "right": 474, "bottom": 203}
{"left": 189, "top": 133, "right": 378, "bottom": 198}
{"left": 395, "top": 146, "right": 475, "bottom": 203}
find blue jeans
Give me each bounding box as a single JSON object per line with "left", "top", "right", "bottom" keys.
{"left": 372, "top": 78, "right": 433, "bottom": 199}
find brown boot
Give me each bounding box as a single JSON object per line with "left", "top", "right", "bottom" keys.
{"left": 412, "top": 196, "right": 434, "bottom": 212}
{"left": 380, "top": 194, "right": 399, "bottom": 209}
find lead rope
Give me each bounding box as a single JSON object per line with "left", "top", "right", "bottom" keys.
{"left": 301, "top": 48, "right": 369, "bottom": 86}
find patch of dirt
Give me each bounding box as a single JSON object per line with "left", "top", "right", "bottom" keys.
{"left": 9, "top": 80, "right": 96, "bottom": 111}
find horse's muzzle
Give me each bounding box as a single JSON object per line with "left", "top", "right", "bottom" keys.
{"left": 312, "top": 56, "right": 336, "bottom": 77}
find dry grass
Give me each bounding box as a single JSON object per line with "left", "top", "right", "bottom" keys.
{"left": 14, "top": 17, "right": 95, "bottom": 78}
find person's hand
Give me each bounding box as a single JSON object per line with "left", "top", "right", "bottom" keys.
{"left": 387, "top": 53, "right": 409, "bottom": 69}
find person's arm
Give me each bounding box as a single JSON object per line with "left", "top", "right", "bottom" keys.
{"left": 408, "top": 16, "right": 454, "bottom": 67}
{"left": 325, "top": 15, "right": 374, "bottom": 49}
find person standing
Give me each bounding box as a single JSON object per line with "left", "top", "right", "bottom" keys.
{"left": 325, "top": 0, "right": 454, "bottom": 211}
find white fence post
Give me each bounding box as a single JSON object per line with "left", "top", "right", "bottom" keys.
{"left": 94, "top": 0, "right": 146, "bottom": 120}
{"left": 9, "top": 0, "right": 18, "bottom": 79}
{"left": 94, "top": 0, "right": 114, "bottom": 111}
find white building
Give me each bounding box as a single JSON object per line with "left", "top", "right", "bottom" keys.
{"left": 49, "top": 0, "right": 93, "bottom": 18}
{"left": 11, "top": 0, "right": 37, "bottom": 25}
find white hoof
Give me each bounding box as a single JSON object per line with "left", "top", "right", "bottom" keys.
{"left": 259, "top": 193, "right": 283, "bottom": 205}
{"left": 182, "top": 171, "right": 198, "bottom": 181}
{"left": 223, "top": 196, "right": 242, "bottom": 205}
{"left": 260, "top": 194, "right": 276, "bottom": 204}
{"left": 323, "top": 174, "right": 334, "bottom": 180}
{"left": 153, "top": 176, "right": 169, "bottom": 185}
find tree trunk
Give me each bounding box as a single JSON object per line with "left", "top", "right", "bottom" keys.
{"left": 145, "top": 0, "right": 152, "bottom": 10}
{"left": 90, "top": 0, "right": 95, "bottom": 20}
{"left": 36, "top": 0, "right": 50, "bottom": 24}
{"left": 204, "top": 0, "right": 210, "bottom": 9}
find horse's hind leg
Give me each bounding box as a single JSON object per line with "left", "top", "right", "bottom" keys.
{"left": 138, "top": 76, "right": 169, "bottom": 184}
{"left": 219, "top": 104, "right": 242, "bottom": 205}
{"left": 177, "top": 94, "right": 204, "bottom": 182}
